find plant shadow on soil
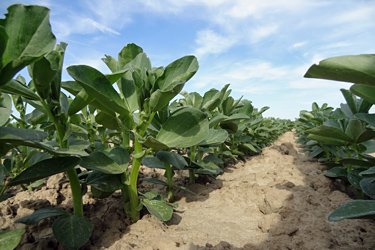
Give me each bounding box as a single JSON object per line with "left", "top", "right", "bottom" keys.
{"left": 188, "top": 133, "right": 375, "bottom": 250}
{"left": 2, "top": 132, "right": 375, "bottom": 249}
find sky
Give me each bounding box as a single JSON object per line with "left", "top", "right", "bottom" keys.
{"left": 1, "top": 0, "right": 375, "bottom": 119}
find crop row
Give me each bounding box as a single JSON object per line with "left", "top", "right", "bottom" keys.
{"left": 0, "top": 4, "right": 293, "bottom": 249}
{"left": 296, "top": 53, "right": 375, "bottom": 226}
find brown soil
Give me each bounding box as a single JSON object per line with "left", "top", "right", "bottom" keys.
{"left": 1, "top": 131, "right": 375, "bottom": 249}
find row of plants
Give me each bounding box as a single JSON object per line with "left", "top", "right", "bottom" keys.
{"left": 0, "top": 4, "right": 293, "bottom": 249}
{"left": 296, "top": 54, "right": 375, "bottom": 223}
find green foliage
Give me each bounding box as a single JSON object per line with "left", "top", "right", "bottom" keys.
{"left": 300, "top": 53, "right": 375, "bottom": 224}
{"left": 0, "top": 3, "right": 295, "bottom": 249}
{"left": 0, "top": 229, "right": 25, "bottom": 250}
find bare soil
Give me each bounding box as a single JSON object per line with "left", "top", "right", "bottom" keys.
{"left": 1, "top": 131, "right": 375, "bottom": 249}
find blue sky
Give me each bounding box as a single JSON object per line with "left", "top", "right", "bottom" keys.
{"left": 1, "top": 0, "right": 375, "bottom": 119}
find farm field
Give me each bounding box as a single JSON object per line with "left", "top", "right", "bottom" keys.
{"left": 1, "top": 4, "right": 375, "bottom": 250}
{"left": 2, "top": 131, "right": 374, "bottom": 249}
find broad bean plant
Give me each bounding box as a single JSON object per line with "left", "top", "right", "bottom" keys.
{"left": 0, "top": 4, "right": 293, "bottom": 249}
{"left": 298, "top": 54, "right": 375, "bottom": 223}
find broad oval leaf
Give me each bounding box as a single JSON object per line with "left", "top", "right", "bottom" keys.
{"left": 15, "top": 207, "right": 69, "bottom": 225}
{"left": 52, "top": 214, "right": 94, "bottom": 250}
{"left": 80, "top": 151, "right": 125, "bottom": 174}
{"left": 7, "top": 156, "right": 81, "bottom": 186}
{"left": 0, "top": 126, "right": 48, "bottom": 143}
{"left": 66, "top": 65, "right": 127, "bottom": 115}
{"left": 197, "top": 129, "right": 229, "bottom": 146}
{"left": 0, "top": 93, "right": 12, "bottom": 126}
{"left": 156, "top": 151, "right": 188, "bottom": 170}
{"left": 142, "top": 156, "right": 165, "bottom": 169}
{"left": 86, "top": 171, "right": 123, "bottom": 192}
{"left": 304, "top": 54, "right": 375, "bottom": 85}
{"left": 360, "top": 177, "right": 375, "bottom": 198}
{"left": 140, "top": 198, "right": 174, "bottom": 222}
{"left": 307, "top": 125, "right": 352, "bottom": 145}
{"left": 0, "top": 229, "right": 25, "bottom": 250}
{"left": 350, "top": 84, "right": 375, "bottom": 104}
{"left": 156, "top": 107, "right": 209, "bottom": 148}
{"left": 0, "top": 79, "right": 40, "bottom": 100}
{"left": 328, "top": 200, "right": 375, "bottom": 221}
{"left": 0, "top": 4, "right": 56, "bottom": 87}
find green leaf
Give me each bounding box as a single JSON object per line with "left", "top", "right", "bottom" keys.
{"left": 345, "top": 119, "right": 365, "bottom": 142}
{"left": 118, "top": 43, "right": 144, "bottom": 69}
{"left": 197, "top": 129, "right": 229, "bottom": 146}
{"left": 86, "top": 171, "right": 123, "bottom": 192}
{"left": 156, "top": 151, "right": 188, "bottom": 170}
{"left": 0, "top": 229, "right": 26, "bottom": 250}
{"left": 95, "top": 111, "right": 119, "bottom": 130}
{"left": 142, "top": 156, "right": 165, "bottom": 169}
{"left": 141, "top": 198, "right": 174, "bottom": 221}
{"left": 0, "top": 4, "right": 56, "bottom": 87}
{"left": 30, "top": 52, "right": 59, "bottom": 99}
{"left": 340, "top": 89, "right": 357, "bottom": 115}
{"left": 209, "top": 114, "right": 228, "bottom": 128}
{"left": 304, "top": 54, "right": 375, "bottom": 85}
{"left": 195, "top": 161, "right": 222, "bottom": 175}
{"left": 203, "top": 154, "right": 224, "bottom": 164}
{"left": 66, "top": 65, "right": 127, "bottom": 115}
{"left": 156, "top": 107, "right": 209, "bottom": 148}
{"left": 0, "top": 79, "right": 40, "bottom": 100}
{"left": 359, "top": 166, "right": 375, "bottom": 176}
{"left": 52, "top": 214, "right": 93, "bottom": 250}
{"left": 90, "top": 186, "right": 114, "bottom": 199}
{"left": 201, "top": 89, "right": 221, "bottom": 112}
{"left": 68, "top": 89, "right": 94, "bottom": 116}
{"left": 118, "top": 71, "right": 139, "bottom": 113}
{"left": 80, "top": 151, "right": 126, "bottom": 174}
{"left": 15, "top": 207, "right": 69, "bottom": 225}
{"left": 307, "top": 125, "right": 352, "bottom": 145}
{"left": 0, "top": 126, "right": 48, "bottom": 144}
{"left": 355, "top": 113, "right": 375, "bottom": 127}
{"left": 350, "top": 84, "right": 375, "bottom": 104}
{"left": 348, "top": 169, "right": 363, "bottom": 190}
{"left": 150, "top": 56, "right": 199, "bottom": 112}
{"left": 360, "top": 177, "right": 375, "bottom": 198}
{"left": 0, "top": 93, "right": 12, "bottom": 126}
{"left": 324, "top": 167, "right": 348, "bottom": 178}
{"left": 7, "top": 156, "right": 81, "bottom": 186}
{"left": 339, "top": 158, "right": 374, "bottom": 168}
{"left": 328, "top": 200, "right": 375, "bottom": 221}
{"left": 142, "top": 136, "right": 170, "bottom": 150}
{"left": 107, "top": 147, "right": 130, "bottom": 171}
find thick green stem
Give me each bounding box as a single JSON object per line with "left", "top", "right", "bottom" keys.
{"left": 189, "top": 146, "right": 196, "bottom": 184}
{"left": 65, "top": 168, "right": 83, "bottom": 216}
{"left": 164, "top": 163, "right": 174, "bottom": 202}
{"left": 40, "top": 99, "right": 83, "bottom": 216}
{"left": 128, "top": 137, "right": 143, "bottom": 222}
{"left": 126, "top": 112, "right": 156, "bottom": 222}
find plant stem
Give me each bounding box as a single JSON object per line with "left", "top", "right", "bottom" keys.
{"left": 65, "top": 168, "right": 83, "bottom": 216}
{"left": 128, "top": 136, "right": 143, "bottom": 222}
{"left": 126, "top": 112, "right": 156, "bottom": 222}
{"left": 164, "top": 163, "right": 174, "bottom": 202}
{"left": 40, "top": 98, "right": 83, "bottom": 216}
{"left": 189, "top": 146, "right": 196, "bottom": 184}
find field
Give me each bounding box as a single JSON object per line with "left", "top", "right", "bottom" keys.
{"left": 1, "top": 4, "right": 375, "bottom": 250}
{"left": 1, "top": 131, "right": 374, "bottom": 249}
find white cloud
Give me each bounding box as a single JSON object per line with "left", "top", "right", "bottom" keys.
{"left": 289, "top": 79, "right": 352, "bottom": 90}
{"left": 194, "top": 29, "right": 238, "bottom": 57}
{"left": 81, "top": 18, "right": 120, "bottom": 35}
{"left": 223, "top": 62, "right": 288, "bottom": 81}
{"left": 291, "top": 42, "right": 307, "bottom": 49}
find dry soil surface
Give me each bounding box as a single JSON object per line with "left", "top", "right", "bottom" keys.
{"left": 1, "top": 131, "right": 375, "bottom": 249}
